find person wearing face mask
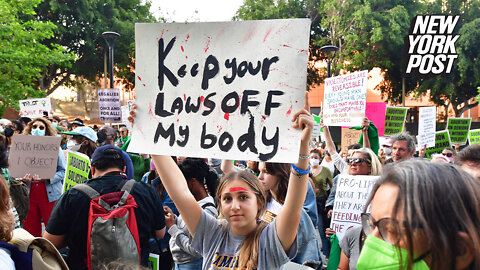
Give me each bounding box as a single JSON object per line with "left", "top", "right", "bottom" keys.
{"left": 21, "top": 117, "right": 66, "bottom": 237}
{"left": 62, "top": 126, "right": 98, "bottom": 159}
{"left": 358, "top": 160, "right": 480, "bottom": 270}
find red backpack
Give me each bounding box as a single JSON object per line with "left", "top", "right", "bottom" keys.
{"left": 73, "top": 180, "right": 141, "bottom": 269}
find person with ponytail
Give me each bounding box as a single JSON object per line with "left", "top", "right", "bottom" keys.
{"left": 149, "top": 93, "right": 314, "bottom": 269}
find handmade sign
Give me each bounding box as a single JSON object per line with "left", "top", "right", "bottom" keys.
{"left": 8, "top": 134, "right": 61, "bottom": 179}
{"left": 468, "top": 129, "right": 480, "bottom": 145}
{"left": 447, "top": 118, "right": 471, "bottom": 145}
{"left": 62, "top": 151, "right": 91, "bottom": 193}
{"left": 323, "top": 70, "right": 368, "bottom": 127}
{"left": 121, "top": 105, "right": 132, "bottom": 129}
{"left": 417, "top": 106, "right": 436, "bottom": 149}
{"left": 98, "top": 89, "right": 121, "bottom": 122}
{"left": 19, "top": 98, "right": 52, "bottom": 118}
{"left": 424, "top": 130, "right": 451, "bottom": 159}
{"left": 129, "top": 19, "right": 311, "bottom": 162}
{"left": 312, "top": 114, "right": 322, "bottom": 140}
{"left": 365, "top": 102, "right": 386, "bottom": 136}
{"left": 148, "top": 253, "right": 159, "bottom": 270}
{"left": 384, "top": 107, "right": 407, "bottom": 135}
{"left": 330, "top": 174, "right": 379, "bottom": 241}
{"left": 341, "top": 128, "right": 362, "bottom": 154}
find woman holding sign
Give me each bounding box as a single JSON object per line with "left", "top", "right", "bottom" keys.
{"left": 21, "top": 118, "right": 66, "bottom": 237}
{"left": 144, "top": 93, "right": 314, "bottom": 269}
{"left": 358, "top": 160, "right": 480, "bottom": 270}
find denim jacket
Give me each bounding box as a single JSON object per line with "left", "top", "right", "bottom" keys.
{"left": 290, "top": 208, "right": 322, "bottom": 269}
{"left": 303, "top": 181, "right": 318, "bottom": 227}
{"left": 27, "top": 150, "right": 66, "bottom": 202}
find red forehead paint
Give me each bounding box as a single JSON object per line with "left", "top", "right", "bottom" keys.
{"left": 228, "top": 187, "right": 248, "bottom": 193}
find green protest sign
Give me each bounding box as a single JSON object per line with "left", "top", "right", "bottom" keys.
{"left": 468, "top": 129, "right": 480, "bottom": 145}
{"left": 148, "top": 253, "right": 159, "bottom": 270}
{"left": 447, "top": 118, "right": 471, "bottom": 145}
{"left": 62, "top": 151, "right": 91, "bottom": 193}
{"left": 425, "top": 130, "right": 451, "bottom": 159}
{"left": 312, "top": 114, "right": 322, "bottom": 139}
{"left": 384, "top": 107, "right": 407, "bottom": 135}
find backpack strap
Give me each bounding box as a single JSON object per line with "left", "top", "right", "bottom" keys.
{"left": 72, "top": 184, "right": 101, "bottom": 200}
{"left": 201, "top": 202, "right": 215, "bottom": 209}
{"left": 120, "top": 179, "right": 136, "bottom": 193}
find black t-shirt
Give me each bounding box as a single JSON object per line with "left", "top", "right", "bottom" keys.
{"left": 46, "top": 171, "right": 165, "bottom": 270}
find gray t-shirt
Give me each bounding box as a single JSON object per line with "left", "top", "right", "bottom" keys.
{"left": 339, "top": 226, "right": 363, "bottom": 270}
{"left": 192, "top": 210, "right": 297, "bottom": 270}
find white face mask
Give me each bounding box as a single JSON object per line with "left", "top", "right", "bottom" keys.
{"left": 67, "top": 139, "right": 81, "bottom": 152}
{"left": 383, "top": 147, "right": 392, "bottom": 155}
{"left": 310, "top": 158, "right": 320, "bottom": 167}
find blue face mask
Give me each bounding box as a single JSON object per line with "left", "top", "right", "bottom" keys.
{"left": 31, "top": 128, "right": 46, "bottom": 136}
{"left": 52, "top": 122, "right": 58, "bottom": 127}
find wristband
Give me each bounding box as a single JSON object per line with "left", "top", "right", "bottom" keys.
{"left": 299, "top": 154, "right": 309, "bottom": 160}
{"left": 291, "top": 163, "right": 311, "bottom": 175}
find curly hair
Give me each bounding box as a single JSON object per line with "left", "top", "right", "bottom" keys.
{"left": 23, "top": 117, "right": 57, "bottom": 137}
{"left": 0, "top": 176, "right": 14, "bottom": 241}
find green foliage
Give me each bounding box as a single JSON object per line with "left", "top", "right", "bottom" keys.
{"left": 32, "top": 0, "right": 156, "bottom": 94}
{"left": 0, "top": 0, "right": 73, "bottom": 116}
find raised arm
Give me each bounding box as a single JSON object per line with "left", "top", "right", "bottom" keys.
{"left": 320, "top": 119, "right": 337, "bottom": 155}
{"left": 361, "top": 117, "right": 371, "bottom": 149}
{"left": 276, "top": 92, "right": 314, "bottom": 252}
{"left": 220, "top": 159, "right": 236, "bottom": 175}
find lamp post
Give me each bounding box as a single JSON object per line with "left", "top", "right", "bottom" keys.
{"left": 102, "top": 31, "right": 121, "bottom": 89}
{"left": 320, "top": 45, "right": 339, "bottom": 78}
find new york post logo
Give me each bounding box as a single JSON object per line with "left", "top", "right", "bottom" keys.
{"left": 404, "top": 15, "right": 459, "bottom": 75}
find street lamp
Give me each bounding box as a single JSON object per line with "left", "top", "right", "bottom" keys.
{"left": 320, "top": 45, "right": 339, "bottom": 78}
{"left": 102, "top": 31, "right": 121, "bottom": 89}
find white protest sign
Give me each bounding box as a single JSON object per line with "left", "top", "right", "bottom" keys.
{"left": 98, "top": 89, "right": 121, "bottom": 122}
{"left": 417, "top": 106, "right": 436, "bottom": 149}
{"left": 19, "top": 98, "right": 52, "bottom": 118}
{"left": 323, "top": 70, "right": 368, "bottom": 126}
{"left": 330, "top": 174, "right": 379, "bottom": 241}
{"left": 121, "top": 105, "right": 132, "bottom": 129}
{"left": 8, "top": 134, "right": 61, "bottom": 179}
{"left": 129, "top": 19, "right": 311, "bottom": 162}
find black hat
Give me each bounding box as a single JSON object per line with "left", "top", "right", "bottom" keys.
{"left": 72, "top": 118, "right": 84, "bottom": 126}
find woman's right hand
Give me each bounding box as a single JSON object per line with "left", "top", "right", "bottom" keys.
{"left": 23, "top": 173, "right": 40, "bottom": 182}
{"left": 325, "top": 228, "right": 335, "bottom": 238}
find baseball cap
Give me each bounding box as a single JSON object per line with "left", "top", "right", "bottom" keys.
{"left": 62, "top": 126, "right": 98, "bottom": 142}
{"left": 91, "top": 145, "right": 123, "bottom": 164}
{"left": 72, "top": 118, "right": 84, "bottom": 126}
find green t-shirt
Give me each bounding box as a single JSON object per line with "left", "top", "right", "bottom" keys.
{"left": 311, "top": 166, "right": 333, "bottom": 198}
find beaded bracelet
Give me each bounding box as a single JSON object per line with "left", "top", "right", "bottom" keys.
{"left": 291, "top": 163, "right": 311, "bottom": 176}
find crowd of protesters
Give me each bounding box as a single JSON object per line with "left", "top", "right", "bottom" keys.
{"left": 0, "top": 95, "right": 479, "bottom": 270}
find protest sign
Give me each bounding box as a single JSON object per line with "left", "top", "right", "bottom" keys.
{"left": 424, "top": 130, "right": 451, "bottom": 159}
{"left": 417, "top": 106, "right": 436, "bottom": 149}
{"left": 365, "top": 102, "right": 386, "bottom": 136}
{"left": 8, "top": 134, "right": 61, "bottom": 179}
{"left": 384, "top": 107, "right": 407, "bottom": 135}
{"left": 98, "top": 89, "right": 121, "bottom": 122}
{"left": 148, "top": 253, "right": 159, "bottom": 270}
{"left": 341, "top": 128, "right": 362, "bottom": 154}
{"left": 62, "top": 151, "right": 91, "bottom": 193}
{"left": 121, "top": 105, "right": 132, "bottom": 129}
{"left": 468, "top": 129, "right": 480, "bottom": 145}
{"left": 312, "top": 114, "right": 321, "bottom": 140}
{"left": 129, "top": 19, "right": 311, "bottom": 162}
{"left": 330, "top": 174, "right": 379, "bottom": 241}
{"left": 323, "top": 70, "right": 368, "bottom": 127}
{"left": 447, "top": 118, "right": 471, "bottom": 145}
{"left": 19, "top": 98, "right": 52, "bottom": 118}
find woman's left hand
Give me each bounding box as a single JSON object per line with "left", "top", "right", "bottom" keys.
{"left": 291, "top": 92, "right": 314, "bottom": 142}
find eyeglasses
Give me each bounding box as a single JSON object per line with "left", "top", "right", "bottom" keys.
{"left": 442, "top": 152, "right": 453, "bottom": 157}
{"left": 32, "top": 124, "right": 45, "bottom": 130}
{"left": 361, "top": 213, "right": 402, "bottom": 244}
{"left": 347, "top": 158, "right": 371, "bottom": 166}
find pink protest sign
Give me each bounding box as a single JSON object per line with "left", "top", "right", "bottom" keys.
{"left": 365, "top": 102, "right": 386, "bottom": 136}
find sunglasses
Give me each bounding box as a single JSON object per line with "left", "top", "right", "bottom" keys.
{"left": 442, "top": 152, "right": 453, "bottom": 157}
{"left": 347, "top": 158, "right": 371, "bottom": 166}
{"left": 32, "top": 124, "right": 45, "bottom": 130}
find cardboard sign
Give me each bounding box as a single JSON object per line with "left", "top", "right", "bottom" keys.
{"left": 8, "top": 134, "right": 61, "bottom": 179}
{"left": 323, "top": 70, "right": 368, "bottom": 127}
{"left": 19, "top": 98, "right": 52, "bottom": 118}
{"left": 424, "top": 130, "right": 451, "bottom": 159}
{"left": 468, "top": 129, "right": 480, "bottom": 145}
{"left": 365, "top": 102, "right": 386, "bottom": 136}
{"left": 62, "top": 151, "right": 91, "bottom": 193}
{"left": 129, "top": 19, "right": 311, "bottom": 162}
{"left": 341, "top": 128, "right": 362, "bottom": 154}
{"left": 417, "top": 106, "right": 436, "bottom": 149}
{"left": 98, "top": 89, "right": 121, "bottom": 122}
{"left": 330, "top": 174, "right": 379, "bottom": 241}
{"left": 447, "top": 118, "right": 471, "bottom": 145}
{"left": 384, "top": 107, "right": 407, "bottom": 135}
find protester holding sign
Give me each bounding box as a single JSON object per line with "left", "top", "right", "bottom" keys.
{"left": 62, "top": 126, "right": 98, "bottom": 158}
{"left": 151, "top": 94, "right": 314, "bottom": 269}
{"left": 358, "top": 160, "right": 480, "bottom": 270}
{"left": 21, "top": 117, "right": 66, "bottom": 237}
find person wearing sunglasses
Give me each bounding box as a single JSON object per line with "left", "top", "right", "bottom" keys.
{"left": 21, "top": 117, "right": 66, "bottom": 237}
{"left": 441, "top": 147, "right": 456, "bottom": 163}
{"left": 358, "top": 160, "right": 480, "bottom": 270}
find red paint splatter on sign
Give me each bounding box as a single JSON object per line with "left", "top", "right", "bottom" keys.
{"left": 181, "top": 46, "right": 184, "bottom": 52}
{"left": 183, "top": 94, "right": 186, "bottom": 101}
{"left": 204, "top": 37, "right": 211, "bottom": 53}
{"left": 137, "top": 76, "right": 142, "bottom": 81}
{"left": 224, "top": 113, "right": 229, "bottom": 120}
{"left": 200, "top": 96, "right": 205, "bottom": 102}
{"left": 286, "top": 106, "right": 292, "bottom": 116}
{"left": 185, "top": 34, "right": 190, "bottom": 42}
{"left": 177, "top": 119, "right": 179, "bottom": 122}
{"left": 262, "top": 115, "right": 266, "bottom": 120}
{"left": 264, "top": 27, "right": 273, "bottom": 42}
{"left": 143, "top": 84, "right": 146, "bottom": 87}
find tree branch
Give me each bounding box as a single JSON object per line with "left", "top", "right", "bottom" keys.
{"left": 44, "top": 70, "right": 73, "bottom": 96}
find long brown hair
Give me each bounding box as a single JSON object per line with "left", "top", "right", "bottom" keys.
{"left": 0, "top": 175, "right": 14, "bottom": 241}
{"left": 216, "top": 171, "right": 268, "bottom": 269}
{"left": 264, "top": 162, "right": 290, "bottom": 204}
{"left": 365, "top": 160, "right": 480, "bottom": 270}
{"left": 23, "top": 117, "right": 57, "bottom": 137}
